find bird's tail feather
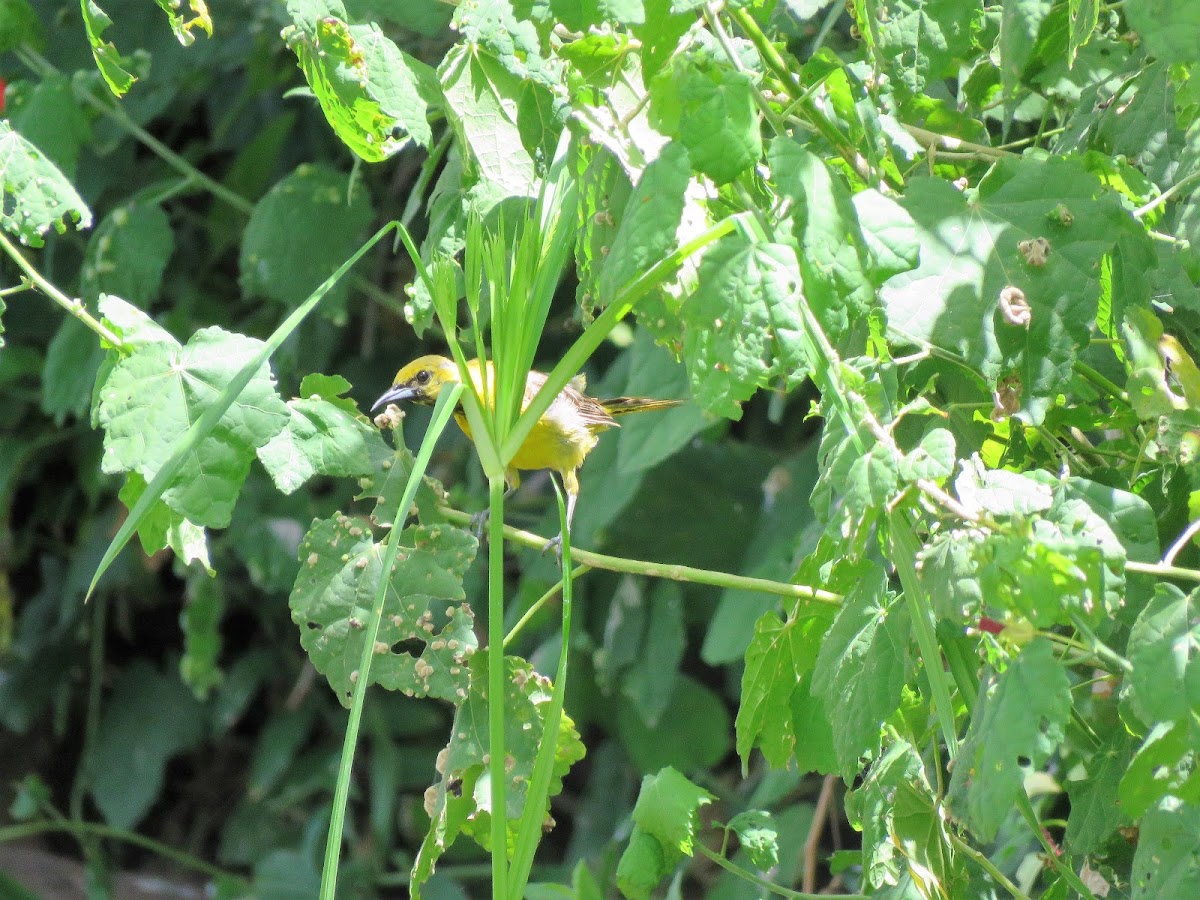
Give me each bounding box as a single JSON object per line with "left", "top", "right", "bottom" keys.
{"left": 599, "top": 397, "right": 685, "bottom": 416}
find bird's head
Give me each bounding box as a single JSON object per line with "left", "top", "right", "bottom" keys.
{"left": 371, "top": 355, "right": 461, "bottom": 412}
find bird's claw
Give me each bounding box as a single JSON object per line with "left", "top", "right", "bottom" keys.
{"left": 469, "top": 509, "right": 490, "bottom": 539}
{"left": 541, "top": 533, "right": 564, "bottom": 565}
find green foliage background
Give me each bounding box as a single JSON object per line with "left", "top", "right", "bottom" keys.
{"left": 2, "top": 0, "right": 1200, "bottom": 897}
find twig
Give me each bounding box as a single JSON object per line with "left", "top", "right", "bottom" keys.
{"left": 436, "top": 506, "right": 843, "bottom": 606}
{"left": 802, "top": 776, "right": 837, "bottom": 893}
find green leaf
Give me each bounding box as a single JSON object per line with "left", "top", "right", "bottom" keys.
{"left": 1124, "top": 0, "right": 1200, "bottom": 65}
{"left": 97, "top": 294, "right": 175, "bottom": 348}
{"left": 0, "top": 0, "right": 40, "bottom": 53}
{"left": 882, "top": 156, "right": 1148, "bottom": 424}
{"left": 649, "top": 57, "right": 761, "bottom": 184}
{"left": 613, "top": 330, "right": 706, "bottom": 475}
{"left": 616, "top": 826, "right": 671, "bottom": 899}
{"left": 1127, "top": 584, "right": 1200, "bottom": 725}
{"left": 736, "top": 604, "right": 835, "bottom": 769}
{"left": 240, "top": 164, "right": 375, "bottom": 320}
{"left": 1067, "top": 0, "right": 1100, "bottom": 63}
{"left": 1132, "top": 798, "right": 1200, "bottom": 898}
{"left": 117, "top": 473, "right": 211, "bottom": 571}
{"left": 851, "top": 188, "right": 921, "bottom": 284}
{"left": 682, "top": 237, "right": 807, "bottom": 420}
{"left": 900, "top": 428, "right": 956, "bottom": 482}
{"left": 41, "top": 316, "right": 105, "bottom": 424}
{"left": 999, "top": 0, "right": 1053, "bottom": 98}
{"left": 845, "top": 442, "right": 901, "bottom": 514}
{"left": 551, "top": 0, "right": 642, "bottom": 28}
{"left": 7, "top": 73, "right": 90, "bottom": 177}
{"left": 632, "top": 0, "right": 694, "bottom": 81}
{"left": 1064, "top": 730, "right": 1131, "bottom": 854}
{"left": 96, "top": 327, "right": 290, "bottom": 529}
{"left": 440, "top": 42, "right": 539, "bottom": 214}
{"left": 288, "top": 516, "right": 477, "bottom": 705}
{"left": 81, "top": 202, "right": 175, "bottom": 305}
{"left": 257, "top": 376, "right": 392, "bottom": 495}
{"left": 600, "top": 141, "right": 691, "bottom": 312}
{"left": 862, "top": 0, "right": 982, "bottom": 94}
{"left": 849, "top": 739, "right": 955, "bottom": 892}
{"left": 0, "top": 121, "right": 92, "bottom": 246}
{"left": 1119, "top": 720, "right": 1200, "bottom": 819}
{"left": 180, "top": 576, "right": 224, "bottom": 699}
{"left": 617, "top": 675, "right": 732, "bottom": 774}
{"left": 632, "top": 766, "right": 714, "bottom": 855}
{"left": 948, "top": 639, "right": 1071, "bottom": 841}
{"left": 727, "top": 810, "right": 779, "bottom": 870}
{"left": 413, "top": 654, "right": 585, "bottom": 880}
{"left": 283, "top": 6, "right": 439, "bottom": 161}
{"left": 91, "top": 660, "right": 205, "bottom": 829}
{"left": 769, "top": 139, "right": 876, "bottom": 340}
{"left": 151, "top": 0, "right": 212, "bottom": 46}
{"left": 621, "top": 582, "right": 686, "bottom": 727}
{"left": 810, "top": 566, "right": 909, "bottom": 775}
{"left": 81, "top": 0, "right": 138, "bottom": 96}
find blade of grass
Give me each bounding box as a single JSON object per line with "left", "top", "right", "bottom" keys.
{"left": 502, "top": 214, "right": 742, "bottom": 462}
{"left": 507, "top": 480, "right": 574, "bottom": 898}
{"left": 889, "top": 508, "right": 960, "bottom": 759}
{"left": 87, "top": 222, "right": 403, "bottom": 600}
{"left": 488, "top": 474, "right": 509, "bottom": 899}
{"left": 319, "top": 381, "right": 465, "bottom": 900}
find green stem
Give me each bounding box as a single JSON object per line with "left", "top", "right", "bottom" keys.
{"left": 0, "top": 230, "right": 125, "bottom": 349}
{"left": 437, "top": 507, "right": 842, "bottom": 606}
{"left": 0, "top": 820, "right": 242, "bottom": 886}
{"left": 728, "top": 6, "right": 884, "bottom": 187}
{"left": 506, "top": 483, "right": 575, "bottom": 897}
{"left": 488, "top": 477, "right": 509, "bottom": 899}
{"left": 1014, "top": 793, "right": 1099, "bottom": 900}
{"left": 318, "top": 383, "right": 465, "bottom": 900}
{"left": 693, "top": 843, "right": 859, "bottom": 899}
{"left": 69, "top": 590, "right": 109, "bottom": 873}
{"left": 1067, "top": 612, "right": 1133, "bottom": 673}
{"left": 890, "top": 510, "right": 960, "bottom": 760}
{"left": 1073, "top": 361, "right": 1129, "bottom": 406}
{"left": 18, "top": 40, "right": 252, "bottom": 217}
{"left": 946, "top": 831, "right": 1029, "bottom": 899}
{"left": 504, "top": 565, "right": 590, "bottom": 648}
{"left": 1135, "top": 169, "right": 1200, "bottom": 219}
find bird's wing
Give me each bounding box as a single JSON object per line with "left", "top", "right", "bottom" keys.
{"left": 525, "top": 368, "right": 617, "bottom": 429}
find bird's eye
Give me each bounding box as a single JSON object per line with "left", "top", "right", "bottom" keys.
{"left": 415, "top": 370, "right": 431, "bottom": 385}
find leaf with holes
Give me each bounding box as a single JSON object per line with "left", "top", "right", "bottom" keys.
{"left": 412, "top": 653, "right": 585, "bottom": 888}
{"left": 0, "top": 121, "right": 92, "bottom": 246}
{"left": 948, "top": 639, "right": 1071, "bottom": 841}
{"left": 288, "top": 515, "right": 477, "bottom": 706}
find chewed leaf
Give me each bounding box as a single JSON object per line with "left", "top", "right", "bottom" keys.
{"left": 257, "top": 375, "right": 393, "bottom": 495}
{"left": 81, "top": 0, "right": 138, "bottom": 96}
{"left": 411, "top": 654, "right": 585, "bottom": 888}
{"left": 283, "top": 11, "right": 439, "bottom": 162}
{"left": 289, "top": 516, "right": 478, "bottom": 706}
{"left": 95, "top": 326, "right": 290, "bottom": 528}
{"left": 0, "top": 122, "right": 93, "bottom": 246}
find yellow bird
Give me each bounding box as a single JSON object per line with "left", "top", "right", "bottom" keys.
{"left": 371, "top": 355, "right": 682, "bottom": 541}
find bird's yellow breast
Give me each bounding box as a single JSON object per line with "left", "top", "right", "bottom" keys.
{"left": 453, "top": 390, "right": 604, "bottom": 476}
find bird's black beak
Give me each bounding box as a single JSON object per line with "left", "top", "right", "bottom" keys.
{"left": 371, "top": 384, "right": 419, "bottom": 413}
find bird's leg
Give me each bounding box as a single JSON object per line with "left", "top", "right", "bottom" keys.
{"left": 471, "top": 469, "right": 520, "bottom": 539}
{"left": 542, "top": 470, "right": 579, "bottom": 563}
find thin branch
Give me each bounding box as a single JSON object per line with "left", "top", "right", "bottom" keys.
{"left": 0, "top": 231, "right": 126, "bottom": 349}
{"left": 1164, "top": 519, "right": 1200, "bottom": 567}
{"left": 901, "top": 124, "right": 1018, "bottom": 161}
{"left": 437, "top": 506, "right": 843, "bottom": 606}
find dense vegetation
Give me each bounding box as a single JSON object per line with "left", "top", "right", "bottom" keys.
{"left": 2, "top": 0, "right": 1200, "bottom": 897}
